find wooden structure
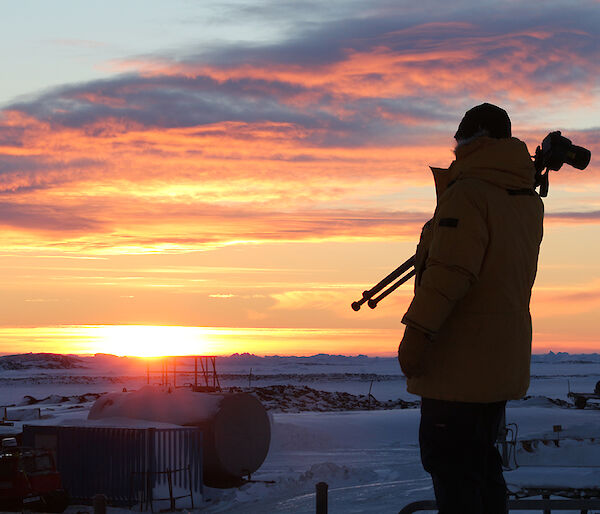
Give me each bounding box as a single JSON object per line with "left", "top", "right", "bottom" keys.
{"left": 146, "top": 356, "right": 221, "bottom": 392}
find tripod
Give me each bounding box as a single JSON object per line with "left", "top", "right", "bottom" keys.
{"left": 351, "top": 255, "right": 415, "bottom": 311}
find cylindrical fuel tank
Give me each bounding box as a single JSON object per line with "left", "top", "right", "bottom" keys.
{"left": 88, "top": 387, "right": 270, "bottom": 488}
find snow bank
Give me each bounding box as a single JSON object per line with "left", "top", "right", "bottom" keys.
{"left": 3, "top": 407, "right": 40, "bottom": 421}
{"left": 505, "top": 407, "right": 598, "bottom": 439}
{"left": 270, "top": 409, "right": 421, "bottom": 450}
{"left": 508, "top": 396, "right": 571, "bottom": 409}
{"left": 270, "top": 421, "right": 347, "bottom": 451}
{"left": 517, "top": 438, "right": 600, "bottom": 466}
{"left": 507, "top": 466, "right": 600, "bottom": 490}
{"left": 203, "top": 460, "right": 383, "bottom": 512}
{"left": 233, "top": 461, "right": 379, "bottom": 504}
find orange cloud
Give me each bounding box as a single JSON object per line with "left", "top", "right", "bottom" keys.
{"left": 122, "top": 24, "right": 598, "bottom": 113}
{"left": 1, "top": 104, "right": 455, "bottom": 252}
{"left": 1, "top": 107, "right": 598, "bottom": 254}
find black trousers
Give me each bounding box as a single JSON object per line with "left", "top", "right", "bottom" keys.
{"left": 419, "top": 398, "right": 507, "bottom": 514}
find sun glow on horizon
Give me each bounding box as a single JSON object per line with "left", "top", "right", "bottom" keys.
{"left": 94, "top": 325, "right": 214, "bottom": 357}
{"left": 0, "top": 325, "right": 407, "bottom": 357}
{"left": 1, "top": 324, "right": 598, "bottom": 358}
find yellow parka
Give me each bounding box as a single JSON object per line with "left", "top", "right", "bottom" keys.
{"left": 402, "top": 136, "right": 544, "bottom": 402}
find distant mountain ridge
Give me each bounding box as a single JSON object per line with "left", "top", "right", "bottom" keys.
{"left": 0, "top": 353, "right": 86, "bottom": 370}
{"left": 1, "top": 351, "right": 599, "bottom": 371}
{"left": 530, "top": 351, "right": 600, "bottom": 363}
{"left": 219, "top": 352, "right": 600, "bottom": 365}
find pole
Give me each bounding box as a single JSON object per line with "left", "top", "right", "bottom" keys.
{"left": 316, "top": 482, "right": 328, "bottom": 514}
{"left": 543, "top": 493, "right": 550, "bottom": 514}
{"left": 93, "top": 494, "right": 107, "bottom": 514}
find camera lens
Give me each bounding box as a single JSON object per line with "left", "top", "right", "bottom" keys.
{"left": 565, "top": 144, "right": 591, "bottom": 170}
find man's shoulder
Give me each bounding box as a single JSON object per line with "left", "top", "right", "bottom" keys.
{"left": 440, "top": 177, "right": 491, "bottom": 205}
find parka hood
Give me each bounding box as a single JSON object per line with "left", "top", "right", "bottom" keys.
{"left": 430, "top": 137, "right": 536, "bottom": 199}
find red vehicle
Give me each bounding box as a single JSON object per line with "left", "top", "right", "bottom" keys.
{"left": 0, "top": 443, "right": 68, "bottom": 512}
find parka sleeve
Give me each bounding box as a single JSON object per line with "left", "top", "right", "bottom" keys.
{"left": 402, "top": 181, "right": 489, "bottom": 335}
{"left": 413, "top": 219, "right": 433, "bottom": 291}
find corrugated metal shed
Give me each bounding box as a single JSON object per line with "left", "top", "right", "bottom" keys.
{"left": 22, "top": 424, "right": 202, "bottom": 508}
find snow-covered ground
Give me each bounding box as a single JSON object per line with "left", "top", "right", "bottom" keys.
{"left": 1, "top": 352, "right": 599, "bottom": 513}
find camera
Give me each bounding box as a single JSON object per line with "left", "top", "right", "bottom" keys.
{"left": 534, "top": 131, "right": 591, "bottom": 196}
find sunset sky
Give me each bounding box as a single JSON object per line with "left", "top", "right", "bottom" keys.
{"left": 1, "top": 0, "right": 599, "bottom": 356}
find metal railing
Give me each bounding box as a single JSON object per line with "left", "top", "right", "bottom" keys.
{"left": 398, "top": 498, "right": 600, "bottom": 513}
{"left": 131, "top": 466, "right": 195, "bottom": 512}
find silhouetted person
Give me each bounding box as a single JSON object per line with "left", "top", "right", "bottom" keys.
{"left": 398, "top": 103, "right": 544, "bottom": 514}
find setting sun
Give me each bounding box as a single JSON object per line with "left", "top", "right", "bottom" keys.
{"left": 93, "top": 325, "right": 211, "bottom": 357}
